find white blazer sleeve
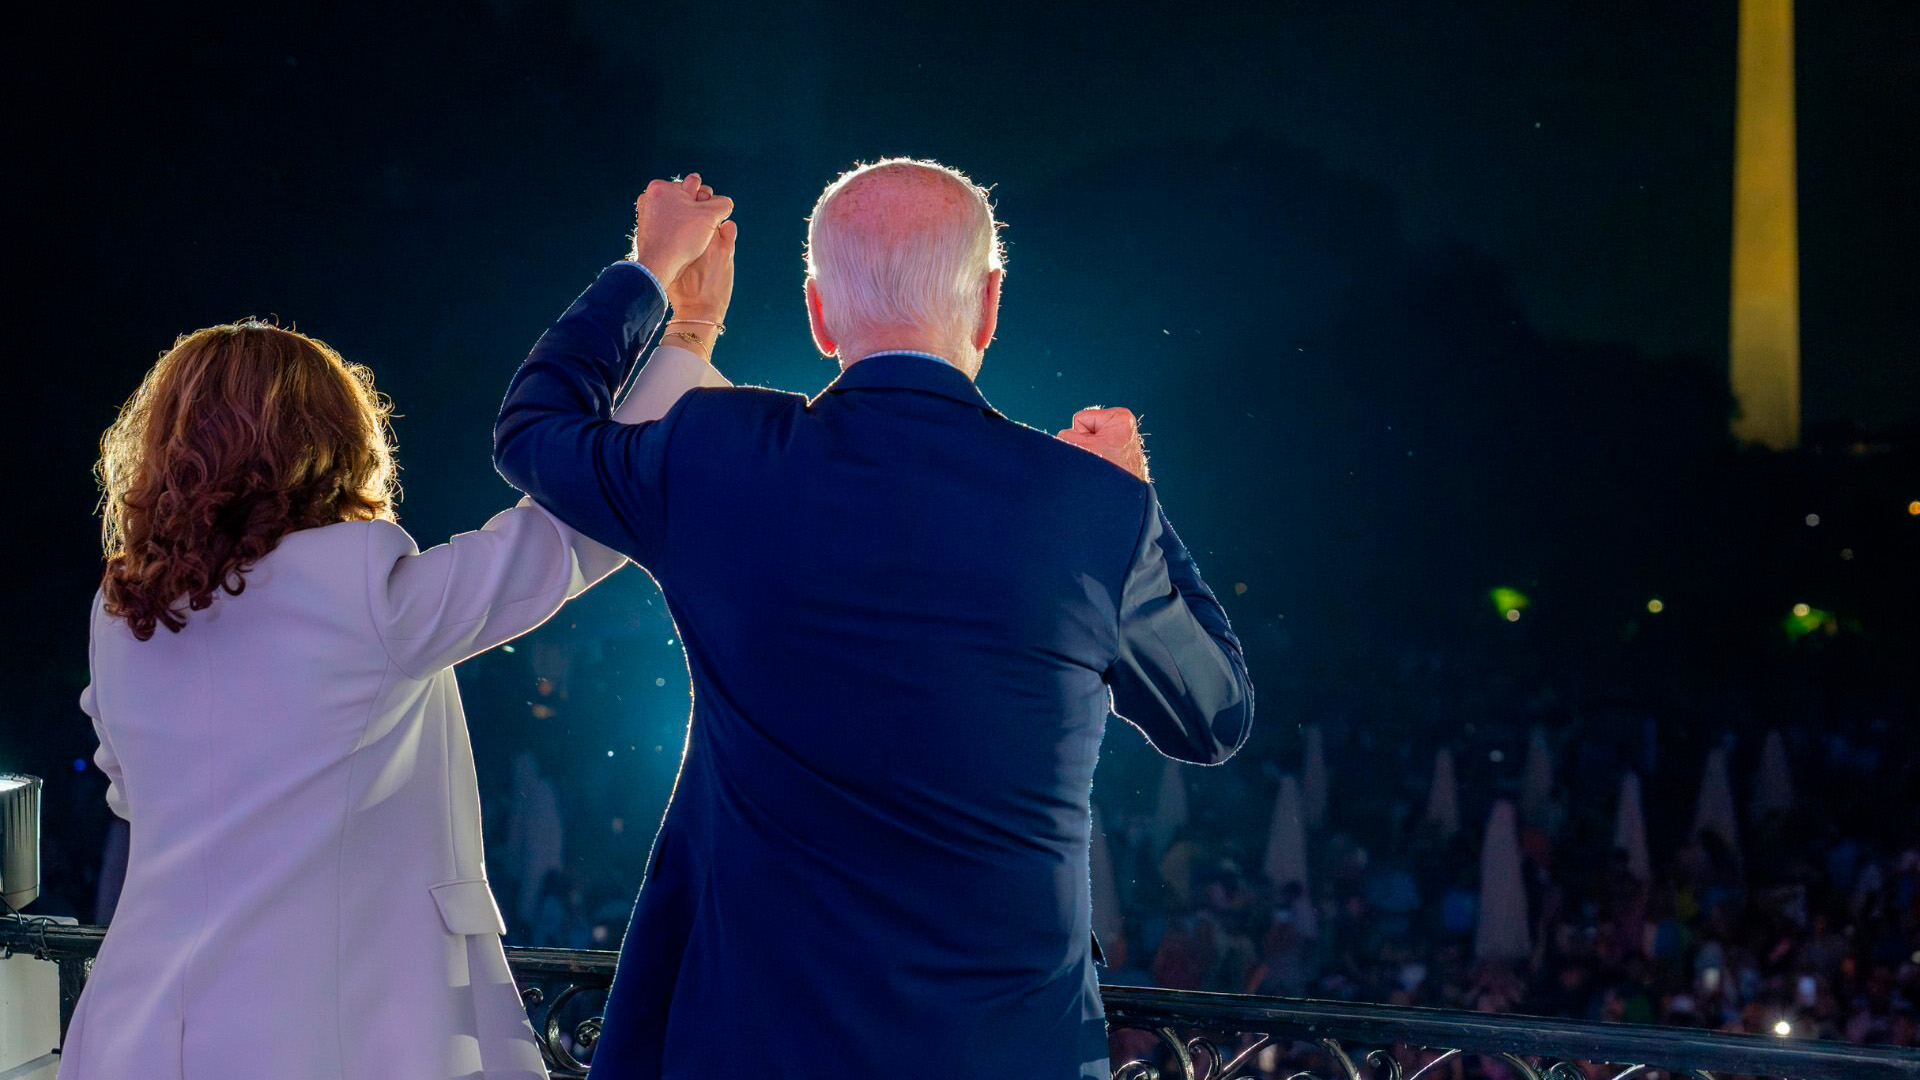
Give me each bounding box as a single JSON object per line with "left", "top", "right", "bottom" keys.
{"left": 367, "top": 344, "right": 728, "bottom": 680}
{"left": 364, "top": 511, "right": 584, "bottom": 679}
{"left": 610, "top": 343, "right": 730, "bottom": 424}
{"left": 81, "top": 619, "right": 131, "bottom": 821}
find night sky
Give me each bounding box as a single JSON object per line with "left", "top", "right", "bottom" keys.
{"left": 5, "top": 1, "right": 1915, "bottom": 828}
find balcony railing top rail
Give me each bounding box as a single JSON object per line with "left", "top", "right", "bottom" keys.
{"left": 9, "top": 920, "right": 1920, "bottom": 1080}
{"left": 1099, "top": 985, "right": 1920, "bottom": 1080}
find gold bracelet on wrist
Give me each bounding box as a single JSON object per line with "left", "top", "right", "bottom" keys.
{"left": 667, "top": 317, "right": 725, "bottom": 335}
{"left": 661, "top": 330, "right": 711, "bottom": 352}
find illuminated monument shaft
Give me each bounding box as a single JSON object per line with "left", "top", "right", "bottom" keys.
{"left": 1730, "top": 0, "right": 1800, "bottom": 449}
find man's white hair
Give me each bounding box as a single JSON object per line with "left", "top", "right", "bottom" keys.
{"left": 805, "top": 157, "right": 1004, "bottom": 348}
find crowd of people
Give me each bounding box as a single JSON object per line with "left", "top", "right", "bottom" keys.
{"left": 37, "top": 452, "right": 1913, "bottom": 1074}
{"left": 1090, "top": 648, "right": 1920, "bottom": 1071}
{"left": 39, "top": 580, "right": 1912, "bottom": 1076}
{"left": 460, "top": 615, "right": 1920, "bottom": 1075}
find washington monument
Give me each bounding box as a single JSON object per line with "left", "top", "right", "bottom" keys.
{"left": 1729, "top": 0, "right": 1800, "bottom": 449}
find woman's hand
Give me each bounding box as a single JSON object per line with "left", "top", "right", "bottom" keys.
{"left": 667, "top": 178, "right": 737, "bottom": 326}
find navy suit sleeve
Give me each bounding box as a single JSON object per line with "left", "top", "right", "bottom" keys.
{"left": 1106, "top": 488, "right": 1254, "bottom": 765}
{"left": 494, "top": 262, "right": 682, "bottom": 566}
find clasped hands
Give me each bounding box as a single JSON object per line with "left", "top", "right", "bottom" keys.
{"left": 629, "top": 175, "right": 1149, "bottom": 482}
{"left": 631, "top": 173, "right": 736, "bottom": 362}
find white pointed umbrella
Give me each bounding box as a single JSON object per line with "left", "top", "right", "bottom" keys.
{"left": 1263, "top": 774, "right": 1311, "bottom": 896}
{"left": 1753, "top": 730, "right": 1794, "bottom": 820}
{"left": 504, "top": 752, "right": 564, "bottom": 919}
{"left": 1520, "top": 726, "right": 1554, "bottom": 828}
{"left": 1425, "top": 747, "right": 1460, "bottom": 839}
{"left": 1150, "top": 758, "right": 1189, "bottom": 858}
{"left": 1692, "top": 745, "right": 1742, "bottom": 857}
{"left": 1303, "top": 725, "right": 1329, "bottom": 829}
{"left": 1475, "top": 800, "right": 1531, "bottom": 961}
{"left": 1613, "top": 771, "right": 1652, "bottom": 882}
{"left": 1090, "top": 806, "right": 1125, "bottom": 952}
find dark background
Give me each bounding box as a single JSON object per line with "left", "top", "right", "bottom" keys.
{"left": 4, "top": 0, "right": 1917, "bottom": 1031}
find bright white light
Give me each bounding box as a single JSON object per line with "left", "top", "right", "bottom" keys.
{"left": 1773, "top": 1019, "right": 1792, "bottom": 1037}
{"left": 1504, "top": 609, "right": 1521, "bottom": 622}
{"left": 0, "top": 776, "right": 29, "bottom": 794}
{"left": 1792, "top": 603, "right": 1812, "bottom": 618}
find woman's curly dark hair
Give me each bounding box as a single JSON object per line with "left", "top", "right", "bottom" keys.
{"left": 98, "top": 320, "right": 398, "bottom": 640}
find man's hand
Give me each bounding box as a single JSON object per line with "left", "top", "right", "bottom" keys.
{"left": 1057, "top": 406, "right": 1149, "bottom": 482}
{"left": 630, "top": 172, "right": 734, "bottom": 284}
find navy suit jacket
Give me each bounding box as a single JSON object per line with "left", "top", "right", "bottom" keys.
{"left": 495, "top": 263, "right": 1253, "bottom": 1079}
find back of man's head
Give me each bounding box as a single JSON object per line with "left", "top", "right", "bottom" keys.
{"left": 805, "top": 158, "right": 1003, "bottom": 362}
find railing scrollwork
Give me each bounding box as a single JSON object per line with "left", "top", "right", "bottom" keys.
{"left": 1112, "top": 1029, "right": 1273, "bottom": 1080}
{"left": 507, "top": 945, "right": 615, "bottom": 1078}
{"left": 7, "top": 921, "right": 1920, "bottom": 1080}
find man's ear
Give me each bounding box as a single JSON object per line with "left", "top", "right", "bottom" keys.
{"left": 971, "top": 269, "right": 1004, "bottom": 354}
{"left": 805, "top": 278, "right": 837, "bottom": 358}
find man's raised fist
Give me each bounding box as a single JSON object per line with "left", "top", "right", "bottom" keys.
{"left": 1057, "top": 406, "right": 1149, "bottom": 482}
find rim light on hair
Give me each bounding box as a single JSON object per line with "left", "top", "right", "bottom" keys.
{"left": 97, "top": 320, "right": 399, "bottom": 640}
{"left": 804, "top": 157, "right": 1004, "bottom": 357}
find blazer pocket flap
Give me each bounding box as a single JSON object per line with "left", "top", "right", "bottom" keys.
{"left": 430, "top": 878, "right": 507, "bottom": 936}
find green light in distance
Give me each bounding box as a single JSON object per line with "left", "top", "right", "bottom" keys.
{"left": 1783, "top": 604, "right": 1835, "bottom": 641}
{"left": 1490, "top": 587, "right": 1530, "bottom": 622}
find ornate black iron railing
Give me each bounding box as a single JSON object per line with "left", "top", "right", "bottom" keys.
{"left": 8, "top": 920, "right": 1920, "bottom": 1080}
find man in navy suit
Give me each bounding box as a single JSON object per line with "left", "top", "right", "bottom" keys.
{"left": 495, "top": 160, "right": 1253, "bottom": 1079}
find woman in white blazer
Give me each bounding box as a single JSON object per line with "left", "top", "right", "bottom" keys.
{"left": 62, "top": 180, "right": 737, "bottom": 1080}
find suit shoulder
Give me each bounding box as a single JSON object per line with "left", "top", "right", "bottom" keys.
{"left": 993, "top": 416, "right": 1153, "bottom": 502}
{"left": 271, "top": 517, "right": 418, "bottom": 573}
{"left": 358, "top": 517, "right": 418, "bottom": 554}
{"left": 669, "top": 382, "right": 814, "bottom": 435}
{"left": 691, "top": 383, "right": 810, "bottom": 410}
